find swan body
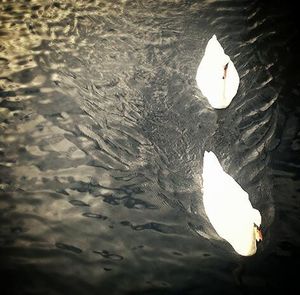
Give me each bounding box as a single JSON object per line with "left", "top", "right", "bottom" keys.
{"left": 202, "top": 151, "right": 262, "bottom": 256}
{"left": 196, "top": 35, "right": 240, "bottom": 109}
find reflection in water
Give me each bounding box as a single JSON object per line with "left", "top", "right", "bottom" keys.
{"left": 0, "top": 1, "right": 299, "bottom": 294}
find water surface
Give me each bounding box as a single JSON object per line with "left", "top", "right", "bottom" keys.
{"left": 1, "top": 1, "right": 300, "bottom": 294}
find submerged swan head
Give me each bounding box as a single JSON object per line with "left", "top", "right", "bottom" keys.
{"left": 196, "top": 35, "right": 240, "bottom": 109}
{"left": 202, "top": 151, "right": 262, "bottom": 256}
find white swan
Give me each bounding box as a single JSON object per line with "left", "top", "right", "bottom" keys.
{"left": 196, "top": 35, "right": 240, "bottom": 109}
{"left": 202, "top": 151, "right": 262, "bottom": 256}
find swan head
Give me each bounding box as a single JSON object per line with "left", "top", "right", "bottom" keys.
{"left": 196, "top": 35, "right": 240, "bottom": 109}
{"left": 253, "top": 209, "right": 263, "bottom": 243}
{"left": 202, "top": 151, "right": 263, "bottom": 256}
{"left": 230, "top": 208, "right": 262, "bottom": 256}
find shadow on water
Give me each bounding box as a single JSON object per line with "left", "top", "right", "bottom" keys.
{"left": 0, "top": 0, "right": 300, "bottom": 294}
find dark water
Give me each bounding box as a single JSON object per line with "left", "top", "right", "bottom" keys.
{"left": 0, "top": 1, "right": 299, "bottom": 294}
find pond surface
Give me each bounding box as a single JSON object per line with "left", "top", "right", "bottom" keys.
{"left": 0, "top": 1, "right": 299, "bottom": 294}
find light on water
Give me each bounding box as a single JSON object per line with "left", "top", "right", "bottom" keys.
{"left": 0, "top": 1, "right": 299, "bottom": 295}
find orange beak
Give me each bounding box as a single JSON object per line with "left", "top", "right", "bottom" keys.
{"left": 254, "top": 226, "right": 263, "bottom": 242}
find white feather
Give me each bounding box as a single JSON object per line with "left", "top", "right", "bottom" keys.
{"left": 202, "top": 151, "right": 261, "bottom": 256}
{"left": 196, "top": 35, "right": 240, "bottom": 109}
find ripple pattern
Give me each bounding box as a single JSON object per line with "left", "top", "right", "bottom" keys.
{"left": 1, "top": 1, "right": 299, "bottom": 295}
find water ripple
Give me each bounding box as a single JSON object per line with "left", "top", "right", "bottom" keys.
{"left": 0, "top": 1, "right": 299, "bottom": 294}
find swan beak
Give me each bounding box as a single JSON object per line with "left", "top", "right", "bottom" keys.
{"left": 223, "top": 63, "right": 229, "bottom": 79}
{"left": 254, "top": 225, "right": 263, "bottom": 242}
